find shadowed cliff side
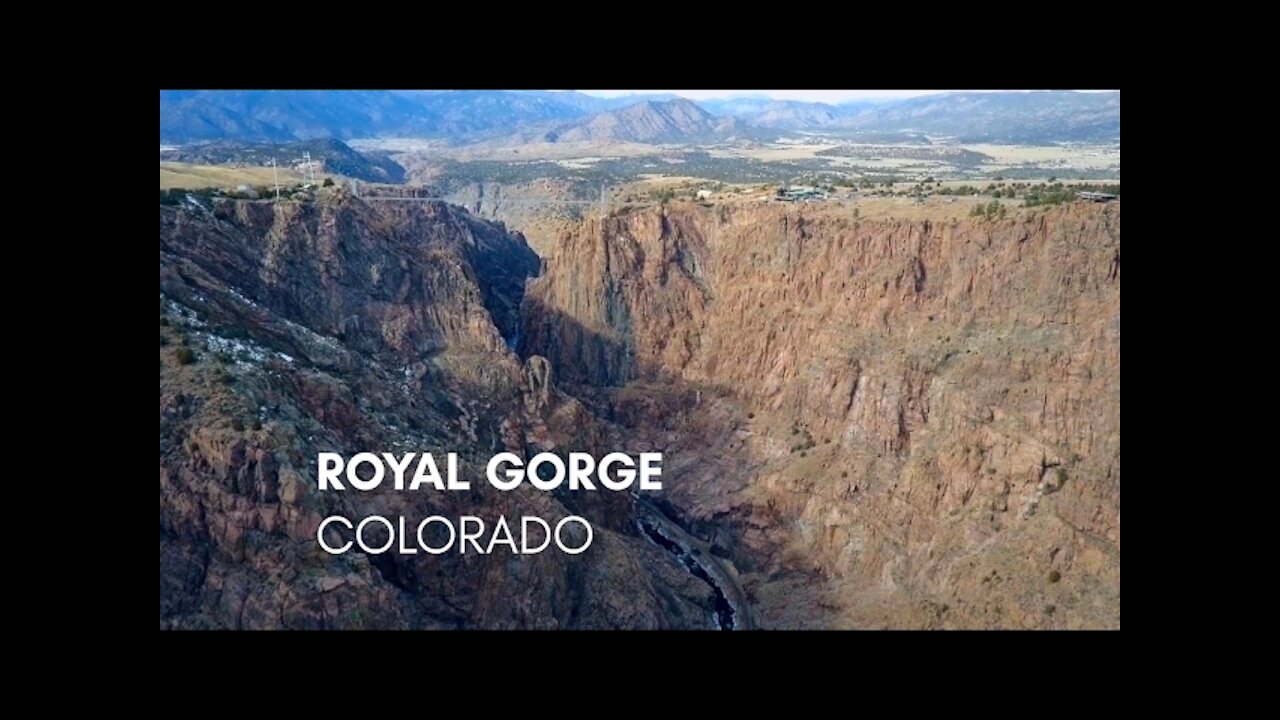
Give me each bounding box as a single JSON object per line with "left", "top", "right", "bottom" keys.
{"left": 160, "top": 192, "right": 726, "bottom": 629}
{"left": 520, "top": 200, "right": 1121, "bottom": 629}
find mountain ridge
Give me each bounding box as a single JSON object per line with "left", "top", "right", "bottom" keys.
{"left": 161, "top": 137, "right": 405, "bottom": 183}
{"left": 544, "top": 98, "right": 730, "bottom": 143}
{"left": 160, "top": 90, "right": 1120, "bottom": 144}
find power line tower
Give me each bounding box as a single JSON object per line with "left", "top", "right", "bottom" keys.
{"left": 270, "top": 158, "right": 280, "bottom": 200}
{"left": 303, "top": 151, "right": 315, "bottom": 187}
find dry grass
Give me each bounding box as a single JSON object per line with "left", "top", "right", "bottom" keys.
{"left": 962, "top": 143, "right": 1119, "bottom": 171}
{"left": 358, "top": 138, "right": 666, "bottom": 162}
{"left": 712, "top": 143, "right": 842, "bottom": 162}
{"left": 160, "top": 162, "right": 308, "bottom": 190}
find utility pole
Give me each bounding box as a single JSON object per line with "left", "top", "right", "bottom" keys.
{"left": 271, "top": 158, "right": 280, "bottom": 200}
{"left": 303, "top": 151, "right": 315, "bottom": 187}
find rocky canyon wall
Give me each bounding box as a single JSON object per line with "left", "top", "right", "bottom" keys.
{"left": 520, "top": 202, "right": 1121, "bottom": 628}
{"left": 159, "top": 193, "right": 722, "bottom": 629}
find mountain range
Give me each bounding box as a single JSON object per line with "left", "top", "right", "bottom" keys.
{"left": 160, "top": 90, "right": 1120, "bottom": 145}
{"left": 160, "top": 137, "right": 405, "bottom": 183}
{"left": 844, "top": 91, "right": 1121, "bottom": 143}
{"left": 543, "top": 99, "right": 733, "bottom": 143}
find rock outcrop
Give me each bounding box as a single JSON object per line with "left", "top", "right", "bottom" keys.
{"left": 520, "top": 201, "right": 1121, "bottom": 629}
{"left": 159, "top": 191, "right": 719, "bottom": 629}
{"left": 161, "top": 189, "right": 1121, "bottom": 629}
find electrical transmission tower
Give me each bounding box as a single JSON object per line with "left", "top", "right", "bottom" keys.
{"left": 271, "top": 158, "right": 280, "bottom": 199}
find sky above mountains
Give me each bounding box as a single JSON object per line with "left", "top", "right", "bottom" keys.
{"left": 161, "top": 90, "right": 1120, "bottom": 145}
{"left": 576, "top": 90, "right": 1116, "bottom": 103}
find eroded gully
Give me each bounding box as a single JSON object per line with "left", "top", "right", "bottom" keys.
{"left": 634, "top": 497, "right": 752, "bottom": 630}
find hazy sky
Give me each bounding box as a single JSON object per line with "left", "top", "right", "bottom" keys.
{"left": 576, "top": 90, "right": 1111, "bottom": 103}
{"left": 579, "top": 90, "right": 943, "bottom": 102}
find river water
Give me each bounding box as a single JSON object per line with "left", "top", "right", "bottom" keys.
{"left": 637, "top": 517, "right": 736, "bottom": 630}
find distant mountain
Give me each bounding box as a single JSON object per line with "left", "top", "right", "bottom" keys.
{"left": 548, "top": 92, "right": 681, "bottom": 112}
{"left": 160, "top": 90, "right": 600, "bottom": 144}
{"left": 700, "top": 98, "right": 882, "bottom": 129}
{"left": 160, "top": 90, "right": 431, "bottom": 143}
{"left": 691, "top": 97, "right": 773, "bottom": 117}
{"left": 161, "top": 138, "right": 405, "bottom": 183}
{"left": 161, "top": 91, "right": 289, "bottom": 143}
{"left": 843, "top": 91, "right": 1120, "bottom": 142}
{"left": 159, "top": 90, "right": 1120, "bottom": 146}
{"left": 389, "top": 91, "right": 596, "bottom": 137}
{"left": 545, "top": 98, "right": 729, "bottom": 143}
{"left": 748, "top": 101, "right": 839, "bottom": 128}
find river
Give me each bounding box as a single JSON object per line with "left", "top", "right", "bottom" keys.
{"left": 634, "top": 499, "right": 751, "bottom": 630}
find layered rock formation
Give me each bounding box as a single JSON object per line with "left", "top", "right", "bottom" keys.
{"left": 520, "top": 201, "right": 1121, "bottom": 628}
{"left": 159, "top": 192, "right": 720, "bottom": 629}
{"left": 161, "top": 190, "right": 1120, "bottom": 629}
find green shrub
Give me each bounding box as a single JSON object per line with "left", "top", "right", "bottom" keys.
{"left": 175, "top": 347, "right": 196, "bottom": 365}
{"left": 323, "top": 177, "right": 335, "bottom": 187}
{"left": 231, "top": 417, "right": 245, "bottom": 432}
{"left": 252, "top": 419, "right": 263, "bottom": 431}
{"left": 650, "top": 188, "right": 675, "bottom": 204}
{"left": 1048, "top": 570, "right": 1061, "bottom": 583}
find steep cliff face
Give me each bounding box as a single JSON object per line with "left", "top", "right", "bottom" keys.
{"left": 161, "top": 190, "right": 1121, "bottom": 629}
{"left": 521, "top": 202, "right": 1121, "bottom": 628}
{"left": 433, "top": 180, "right": 590, "bottom": 259}
{"left": 159, "top": 193, "right": 719, "bottom": 629}
{"left": 518, "top": 209, "right": 712, "bottom": 386}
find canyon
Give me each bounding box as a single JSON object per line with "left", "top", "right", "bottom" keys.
{"left": 160, "top": 189, "right": 1119, "bottom": 629}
